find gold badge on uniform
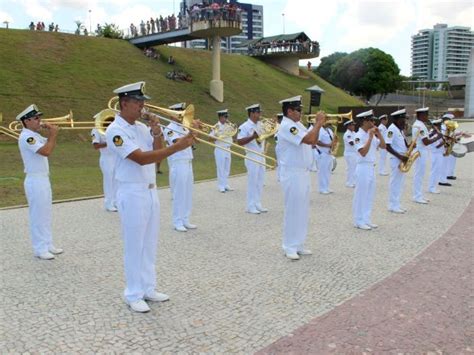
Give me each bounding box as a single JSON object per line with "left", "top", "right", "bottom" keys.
{"left": 355, "top": 138, "right": 360, "bottom": 143}
{"left": 113, "top": 135, "right": 123, "bottom": 146}
{"left": 167, "top": 130, "right": 173, "bottom": 136}
{"left": 290, "top": 127, "right": 298, "bottom": 135}
{"left": 172, "top": 138, "right": 178, "bottom": 144}
{"left": 26, "top": 137, "right": 36, "bottom": 145}
{"left": 387, "top": 131, "right": 393, "bottom": 138}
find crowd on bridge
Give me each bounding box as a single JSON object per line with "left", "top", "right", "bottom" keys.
{"left": 129, "top": 13, "right": 186, "bottom": 37}
{"left": 247, "top": 40, "right": 320, "bottom": 56}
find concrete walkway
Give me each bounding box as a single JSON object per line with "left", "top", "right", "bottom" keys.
{"left": 0, "top": 123, "right": 472, "bottom": 353}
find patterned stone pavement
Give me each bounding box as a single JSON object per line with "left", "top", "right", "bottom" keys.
{"left": 0, "top": 123, "right": 473, "bottom": 353}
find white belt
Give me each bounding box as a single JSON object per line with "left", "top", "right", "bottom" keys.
{"left": 281, "top": 166, "right": 310, "bottom": 172}
{"left": 172, "top": 159, "right": 192, "bottom": 165}
{"left": 26, "top": 172, "right": 49, "bottom": 177}
{"left": 118, "top": 182, "right": 156, "bottom": 189}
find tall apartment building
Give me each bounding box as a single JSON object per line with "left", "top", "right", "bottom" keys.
{"left": 411, "top": 24, "right": 474, "bottom": 80}
{"left": 181, "top": 0, "right": 263, "bottom": 54}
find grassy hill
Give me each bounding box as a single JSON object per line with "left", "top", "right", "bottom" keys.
{"left": 0, "top": 29, "right": 362, "bottom": 207}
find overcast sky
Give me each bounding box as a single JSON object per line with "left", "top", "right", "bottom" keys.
{"left": 1, "top": 0, "right": 473, "bottom": 75}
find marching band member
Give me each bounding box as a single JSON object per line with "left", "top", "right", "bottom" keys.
{"left": 342, "top": 119, "right": 357, "bottom": 188}
{"left": 411, "top": 107, "right": 443, "bottom": 204}
{"left": 428, "top": 118, "right": 445, "bottom": 194}
{"left": 277, "top": 96, "right": 325, "bottom": 260}
{"left": 440, "top": 113, "right": 456, "bottom": 184}
{"left": 385, "top": 109, "right": 409, "bottom": 213}
{"left": 91, "top": 124, "right": 118, "bottom": 212}
{"left": 274, "top": 113, "right": 284, "bottom": 182}
{"left": 377, "top": 114, "right": 389, "bottom": 176}
{"left": 163, "top": 102, "right": 197, "bottom": 232}
{"left": 106, "top": 82, "right": 194, "bottom": 312}
{"left": 353, "top": 110, "right": 386, "bottom": 230}
{"left": 210, "top": 109, "right": 233, "bottom": 193}
{"left": 315, "top": 121, "right": 335, "bottom": 194}
{"left": 17, "top": 104, "right": 63, "bottom": 260}
{"left": 237, "top": 104, "right": 267, "bottom": 214}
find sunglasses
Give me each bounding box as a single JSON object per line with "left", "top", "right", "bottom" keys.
{"left": 292, "top": 107, "right": 302, "bottom": 112}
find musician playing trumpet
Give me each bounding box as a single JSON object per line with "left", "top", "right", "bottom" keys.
{"left": 315, "top": 120, "right": 336, "bottom": 194}
{"left": 17, "top": 104, "right": 63, "bottom": 260}
{"left": 210, "top": 109, "right": 234, "bottom": 193}
{"left": 428, "top": 118, "right": 446, "bottom": 194}
{"left": 385, "top": 109, "right": 409, "bottom": 213}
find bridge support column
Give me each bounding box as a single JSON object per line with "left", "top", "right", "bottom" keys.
{"left": 210, "top": 35, "right": 224, "bottom": 102}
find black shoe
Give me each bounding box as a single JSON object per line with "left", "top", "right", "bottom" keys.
{"left": 439, "top": 182, "right": 452, "bottom": 187}
{"left": 447, "top": 176, "right": 457, "bottom": 180}
{"left": 157, "top": 170, "right": 163, "bottom": 175}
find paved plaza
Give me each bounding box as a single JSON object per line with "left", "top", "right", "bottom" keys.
{"left": 1, "top": 123, "right": 473, "bottom": 353}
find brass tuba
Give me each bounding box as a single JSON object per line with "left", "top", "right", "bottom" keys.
{"left": 443, "top": 120, "right": 459, "bottom": 156}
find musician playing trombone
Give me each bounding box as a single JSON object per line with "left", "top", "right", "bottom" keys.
{"left": 210, "top": 109, "right": 234, "bottom": 193}
{"left": 106, "top": 82, "right": 195, "bottom": 313}
{"left": 237, "top": 104, "right": 268, "bottom": 214}
{"left": 163, "top": 102, "right": 198, "bottom": 233}
{"left": 17, "top": 104, "right": 63, "bottom": 260}
{"left": 277, "top": 96, "right": 325, "bottom": 260}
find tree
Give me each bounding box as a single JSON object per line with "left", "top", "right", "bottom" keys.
{"left": 330, "top": 48, "right": 401, "bottom": 104}
{"left": 97, "top": 23, "right": 123, "bottom": 39}
{"left": 315, "top": 52, "right": 348, "bottom": 82}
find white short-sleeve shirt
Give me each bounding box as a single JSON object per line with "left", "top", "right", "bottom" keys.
{"left": 277, "top": 116, "right": 312, "bottom": 169}
{"left": 91, "top": 128, "right": 114, "bottom": 158}
{"left": 105, "top": 115, "right": 156, "bottom": 184}
{"left": 210, "top": 121, "right": 232, "bottom": 148}
{"left": 316, "top": 126, "right": 333, "bottom": 154}
{"left": 385, "top": 123, "right": 407, "bottom": 158}
{"left": 18, "top": 128, "right": 49, "bottom": 174}
{"left": 237, "top": 118, "right": 265, "bottom": 163}
{"left": 412, "top": 119, "right": 429, "bottom": 151}
{"left": 354, "top": 128, "right": 380, "bottom": 163}
{"left": 343, "top": 129, "right": 357, "bottom": 155}
{"left": 163, "top": 121, "right": 193, "bottom": 162}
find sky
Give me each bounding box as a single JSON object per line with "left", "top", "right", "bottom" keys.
{"left": 0, "top": 0, "right": 473, "bottom": 75}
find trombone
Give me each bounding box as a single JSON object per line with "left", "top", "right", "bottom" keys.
{"left": 105, "top": 97, "right": 276, "bottom": 169}
{"left": 8, "top": 110, "right": 97, "bottom": 131}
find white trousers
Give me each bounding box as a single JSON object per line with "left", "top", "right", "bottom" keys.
{"left": 447, "top": 155, "right": 456, "bottom": 177}
{"left": 170, "top": 160, "right": 194, "bottom": 227}
{"left": 24, "top": 175, "right": 53, "bottom": 255}
{"left": 280, "top": 169, "right": 310, "bottom": 254}
{"left": 245, "top": 159, "right": 265, "bottom": 210}
{"left": 117, "top": 183, "right": 159, "bottom": 303}
{"left": 214, "top": 148, "right": 231, "bottom": 191}
{"left": 429, "top": 152, "right": 444, "bottom": 192}
{"left": 413, "top": 150, "right": 428, "bottom": 201}
{"left": 439, "top": 155, "right": 449, "bottom": 183}
{"left": 353, "top": 163, "right": 376, "bottom": 226}
{"left": 100, "top": 154, "right": 117, "bottom": 209}
{"left": 388, "top": 158, "right": 406, "bottom": 210}
{"left": 379, "top": 148, "right": 388, "bottom": 174}
{"left": 310, "top": 149, "right": 319, "bottom": 171}
{"left": 317, "top": 152, "right": 332, "bottom": 192}
{"left": 344, "top": 153, "right": 357, "bottom": 186}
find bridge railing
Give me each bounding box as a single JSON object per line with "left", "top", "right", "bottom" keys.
{"left": 247, "top": 41, "right": 320, "bottom": 57}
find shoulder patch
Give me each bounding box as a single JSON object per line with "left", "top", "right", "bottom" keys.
{"left": 289, "top": 127, "right": 298, "bottom": 135}
{"left": 167, "top": 130, "right": 173, "bottom": 136}
{"left": 172, "top": 138, "right": 178, "bottom": 144}
{"left": 387, "top": 131, "right": 393, "bottom": 138}
{"left": 113, "top": 135, "right": 123, "bottom": 147}
{"left": 26, "top": 137, "right": 36, "bottom": 145}
{"left": 355, "top": 137, "right": 360, "bottom": 143}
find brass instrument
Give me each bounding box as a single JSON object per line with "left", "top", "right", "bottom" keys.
{"left": 105, "top": 97, "right": 276, "bottom": 169}
{"left": 9, "top": 110, "right": 96, "bottom": 131}
{"left": 443, "top": 120, "right": 459, "bottom": 156}
{"left": 208, "top": 121, "right": 238, "bottom": 139}
{"left": 305, "top": 111, "right": 352, "bottom": 155}
{"left": 399, "top": 131, "right": 420, "bottom": 173}
{"left": 256, "top": 117, "right": 279, "bottom": 143}
{"left": 0, "top": 126, "right": 20, "bottom": 140}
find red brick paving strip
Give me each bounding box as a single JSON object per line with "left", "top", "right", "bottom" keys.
{"left": 258, "top": 199, "right": 474, "bottom": 354}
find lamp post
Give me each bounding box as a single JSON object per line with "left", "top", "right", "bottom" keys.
{"left": 3, "top": 21, "right": 9, "bottom": 29}
{"left": 88, "top": 9, "right": 92, "bottom": 33}
{"left": 282, "top": 13, "right": 285, "bottom": 34}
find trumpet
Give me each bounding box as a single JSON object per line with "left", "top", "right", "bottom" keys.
{"left": 105, "top": 97, "right": 276, "bottom": 169}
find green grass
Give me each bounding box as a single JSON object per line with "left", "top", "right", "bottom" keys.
{"left": 0, "top": 29, "right": 362, "bottom": 207}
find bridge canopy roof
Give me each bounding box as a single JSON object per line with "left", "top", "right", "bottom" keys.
{"left": 238, "top": 32, "right": 311, "bottom": 47}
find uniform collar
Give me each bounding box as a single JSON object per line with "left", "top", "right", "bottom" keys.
{"left": 115, "top": 114, "right": 136, "bottom": 128}
{"left": 247, "top": 118, "right": 257, "bottom": 127}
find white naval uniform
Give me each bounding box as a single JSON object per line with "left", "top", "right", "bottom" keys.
{"left": 210, "top": 122, "right": 232, "bottom": 192}
{"left": 412, "top": 120, "right": 430, "bottom": 201}
{"left": 343, "top": 129, "right": 357, "bottom": 187}
{"left": 378, "top": 123, "right": 388, "bottom": 174}
{"left": 440, "top": 123, "right": 457, "bottom": 178}
{"left": 428, "top": 129, "right": 445, "bottom": 192}
{"left": 316, "top": 126, "right": 333, "bottom": 193}
{"left": 274, "top": 132, "right": 282, "bottom": 181}
{"left": 18, "top": 128, "right": 54, "bottom": 256}
{"left": 237, "top": 119, "right": 266, "bottom": 211}
{"left": 91, "top": 128, "right": 118, "bottom": 210}
{"left": 106, "top": 115, "right": 159, "bottom": 303}
{"left": 353, "top": 129, "right": 380, "bottom": 226}
{"left": 277, "top": 117, "right": 313, "bottom": 254}
{"left": 163, "top": 122, "right": 194, "bottom": 229}
{"left": 385, "top": 124, "right": 408, "bottom": 210}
